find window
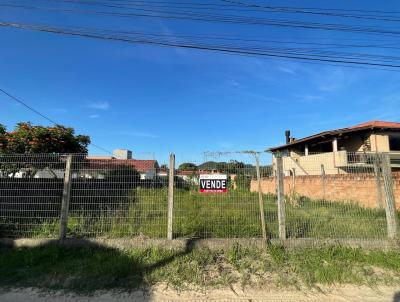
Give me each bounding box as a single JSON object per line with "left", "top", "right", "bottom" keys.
{"left": 389, "top": 135, "right": 400, "bottom": 151}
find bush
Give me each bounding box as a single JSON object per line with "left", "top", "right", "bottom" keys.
{"left": 106, "top": 165, "right": 141, "bottom": 184}
{"left": 235, "top": 174, "right": 251, "bottom": 191}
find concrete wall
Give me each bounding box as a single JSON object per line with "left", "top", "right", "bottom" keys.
{"left": 277, "top": 151, "right": 348, "bottom": 176}
{"left": 250, "top": 173, "right": 400, "bottom": 209}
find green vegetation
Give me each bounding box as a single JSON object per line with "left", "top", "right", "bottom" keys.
{"left": 13, "top": 189, "right": 387, "bottom": 239}
{"left": 0, "top": 244, "right": 399, "bottom": 293}
{"left": 0, "top": 122, "right": 90, "bottom": 154}
{"left": 178, "top": 162, "right": 198, "bottom": 170}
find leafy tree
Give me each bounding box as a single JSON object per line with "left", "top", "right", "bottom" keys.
{"left": 235, "top": 174, "right": 252, "bottom": 191}
{"left": 0, "top": 124, "right": 6, "bottom": 152}
{"left": 197, "top": 161, "right": 218, "bottom": 170}
{"left": 0, "top": 122, "right": 90, "bottom": 154}
{"left": 178, "top": 162, "right": 197, "bottom": 171}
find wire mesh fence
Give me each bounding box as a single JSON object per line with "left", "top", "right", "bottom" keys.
{"left": 0, "top": 151, "right": 398, "bottom": 242}
{"left": 67, "top": 156, "right": 167, "bottom": 238}
{"left": 0, "top": 154, "right": 66, "bottom": 238}
{"left": 272, "top": 151, "right": 393, "bottom": 240}
{"left": 172, "top": 151, "right": 273, "bottom": 238}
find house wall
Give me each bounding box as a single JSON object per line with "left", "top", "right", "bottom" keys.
{"left": 140, "top": 169, "right": 157, "bottom": 180}
{"left": 339, "top": 135, "right": 364, "bottom": 152}
{"left": 371, "top": 133, "right": 390, "bottom": 152}
{"left": 277, "top": 151, "right": 348, "bottom": 176}
{"left": 250, "top": 173, "right": 400, "bottom": 209}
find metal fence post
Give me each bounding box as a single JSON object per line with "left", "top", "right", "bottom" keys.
{"left": 255, "top": 154, "right": 267, "bottom": 247}
{"left": 167, "top": 154, "right": 175, "bottom": 240}
{"left": 380, "top": 153, "right": 399, "bottom": 239}
{"left": 276, "top": 155, "right": 286, "bottom": 240}
{"left": 59, "top": 154, "right": 73, "bottom": 240}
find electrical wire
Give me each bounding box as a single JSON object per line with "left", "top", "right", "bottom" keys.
{"left": 0, "top": 87, "right": 114, "bottom": 155}
{"left": 2, "top": 21, "right": 400, "bottom": 71}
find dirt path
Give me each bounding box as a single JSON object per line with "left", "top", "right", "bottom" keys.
{"left": 1, "top": 286, "right": 399, "bottom": 302}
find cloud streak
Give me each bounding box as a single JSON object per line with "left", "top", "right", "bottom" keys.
{"left": 86, "top": 101, "right": 110, "bottom": 110}
{"left": 109, "top": 130, "right": 158, "bottom": 138}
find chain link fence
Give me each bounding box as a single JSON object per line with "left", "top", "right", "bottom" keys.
{"left": 0, "top": 152, "right": 398, "bottom": 242}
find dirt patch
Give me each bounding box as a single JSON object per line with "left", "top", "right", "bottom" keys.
{"left": 1, "top": 286, "right": 399, "bottom": 302}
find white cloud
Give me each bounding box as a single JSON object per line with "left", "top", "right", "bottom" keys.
{"left": 86, "top": 101, "right": 110, "bottom": 110}
{"left": 127, "top": 131, "right": 158, "bottom": 138}
{"left": 315, "top": 69, "right": 358, "bottom": 92}
{"left": 109, "top": 130, "right": 158, "bottom": 138}
{"left": 226, "top": 79, "right": 242, "bottom": 88}
{"left": 278, "top": 66, "right": 295, "bottom": 74}
{"left": 89, "top": 114, "right": 100, "bottom": 119}
{"left": 296, "top": 94, "right": 326, "bottom": 102}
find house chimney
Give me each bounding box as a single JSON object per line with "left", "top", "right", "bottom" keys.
{"left": 285, "top": 130, "right": 291, "bottom": 144}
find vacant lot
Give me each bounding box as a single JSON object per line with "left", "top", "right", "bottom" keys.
{"left": 1, "top": 189, "right": 390, "bottom": 239}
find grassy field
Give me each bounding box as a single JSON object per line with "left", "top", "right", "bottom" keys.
{"left": 1, "top": 188, "right": 390, "bottom": 239}
{"left": 0, "top": 244, "right": 399, "bottom": 293}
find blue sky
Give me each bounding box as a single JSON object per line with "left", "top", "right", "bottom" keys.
{"left": 1, "top": 0, "right": 400, "bottom": 165}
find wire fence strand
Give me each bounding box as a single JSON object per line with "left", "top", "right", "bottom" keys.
{"left": 0, "top": 152, "right": 398, "bottom": 242}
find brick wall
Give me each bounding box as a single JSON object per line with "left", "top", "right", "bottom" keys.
{"left": 250, "top": 173, "right": 400, "bottom": 208}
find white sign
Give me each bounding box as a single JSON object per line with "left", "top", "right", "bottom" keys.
{"left": 199, "top": 174, "right": 227, "bottom": 193}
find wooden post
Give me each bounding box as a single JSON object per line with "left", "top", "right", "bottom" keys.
{"left": 59, "top": 154, "right": 73, "bottom": 240}
{"left": 321, "top": 164, "right": 326, "bottom": 200}
{"left": 167, "top": 154, "right": 175, "bottom": 240}
{"left": 276, "top": 156, "right": 286, "bottom": 240}
{"left": 380, "top": 153, "right": 399, "bottom": 239}
{"left": 255, "top": 155, "right": 267, "bottom": 247}
{"left": 291, "top": 168, "right": 296, "bottom": 196}
{"left": 373, "top": 156, "right": 383, "bottom": 209}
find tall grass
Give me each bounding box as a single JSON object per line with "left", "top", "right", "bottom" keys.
{"left": 5, "top": 189, "right": 390, "bottom": 239}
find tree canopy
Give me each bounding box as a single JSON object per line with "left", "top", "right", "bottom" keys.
{"left": 0, "top": 122, "right": 90, "bottom": 154}
{"left": 178, "top": 162, "right": 198, "bottom": 171}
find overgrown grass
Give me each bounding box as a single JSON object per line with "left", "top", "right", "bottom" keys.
{"left": 0, "top": 244, "right": 399, "bottom": 293}
{"left": 4, "top": 189, "right": 390, "bottom": 239}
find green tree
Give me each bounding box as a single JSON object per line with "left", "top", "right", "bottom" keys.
{"left": 0, "top": 124, "right": 6, "bottom": 152}
{"left": 178, "top": 162, "right": 197, "bottom": 171}
{"left": 235, "top": 174, "right": 251, "bottom": 191}
{"left": 0, "top": 122, "right": 90, "bottom": 154}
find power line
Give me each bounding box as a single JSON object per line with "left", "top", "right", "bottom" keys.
{"left": 4, "top": 2, "right": 400, "bottom": 37}
{"left": 0, "top": 87, "right": 114, "bottom": 155}
{"left": 2, "top": 21, "right": 400, "bottom": 71}
{"left": 222, "top": 0, "right": 400, "bottom": 22}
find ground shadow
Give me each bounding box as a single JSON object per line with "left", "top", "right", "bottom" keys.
{"left": 394, "top": 292, "right": 400, "bottom": 302}
{"left": 0, "top": 238, "right": 200, "bottom": 301}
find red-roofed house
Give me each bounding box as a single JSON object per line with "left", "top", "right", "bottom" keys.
{"left": 268, "top": 121, "right": 400, "bottom": 175}
{"left": 86, "top": 153, "right": 159, "bottom": 180}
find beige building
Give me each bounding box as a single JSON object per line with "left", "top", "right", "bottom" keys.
{"left": 268, "top": 121, "right": 400, "bottom": 175}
